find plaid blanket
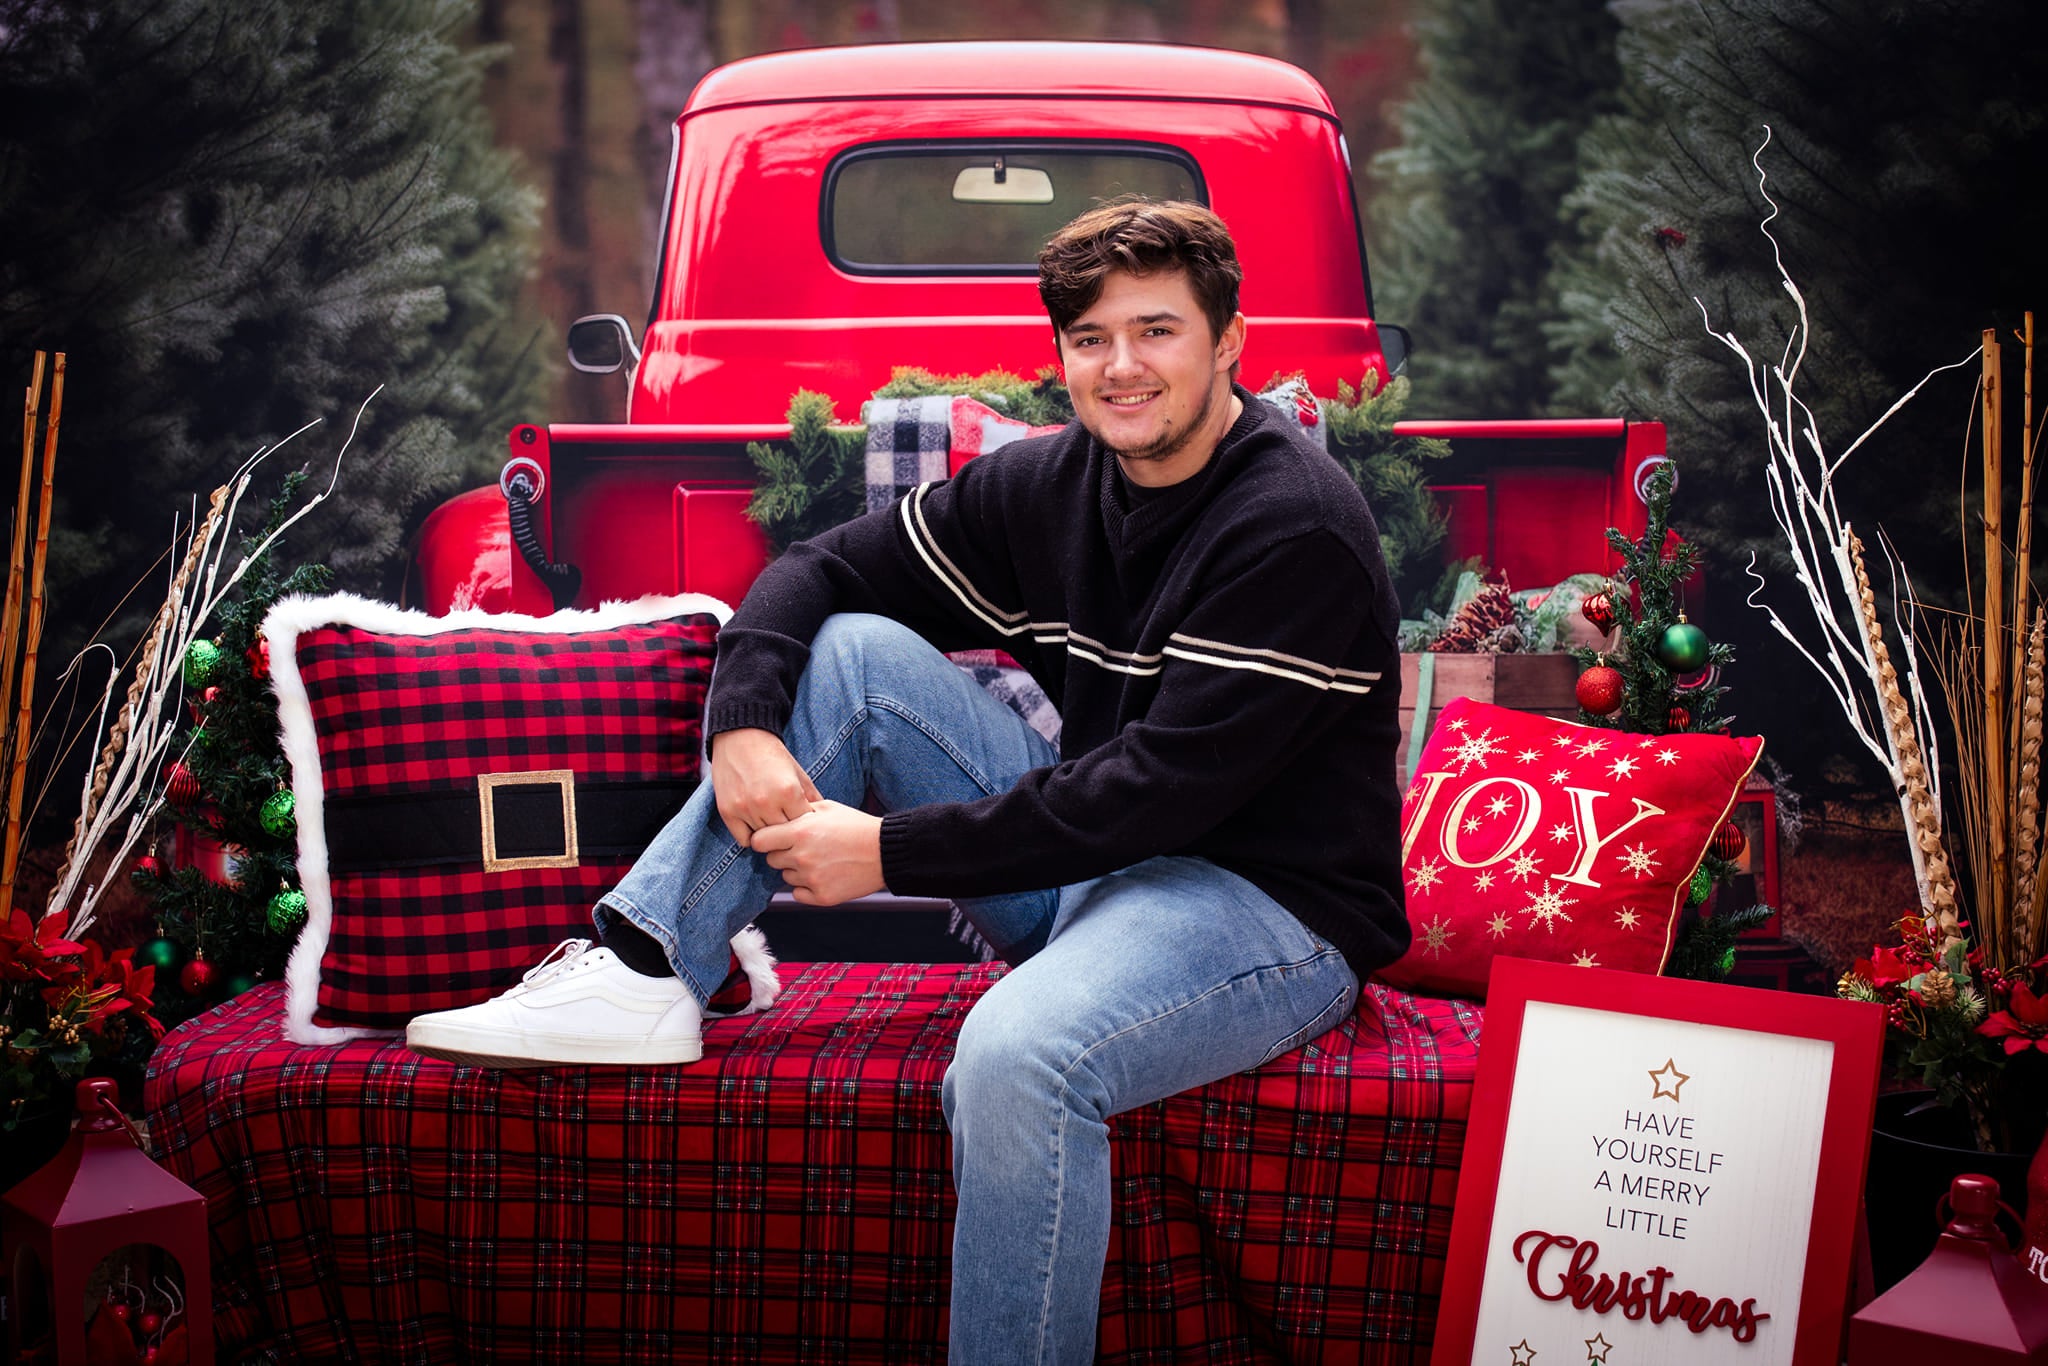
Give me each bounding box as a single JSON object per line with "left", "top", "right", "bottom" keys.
{"left": 145, "top": 966, "right": 1480, "bottom": 1364}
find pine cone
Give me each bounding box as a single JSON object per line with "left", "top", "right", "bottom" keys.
{"left": 1920, "top": 967, "right": 1957, "bottom": 1010}
{"left": 1432, "top": 580, "right": 1516, "bottom": 654}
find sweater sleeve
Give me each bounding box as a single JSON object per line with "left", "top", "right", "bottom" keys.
{"left": 702, "top": 454, "right": 1034, "bottom": 739}
{"left": 877, "top": 527, "right": 1392, "bottom": 898}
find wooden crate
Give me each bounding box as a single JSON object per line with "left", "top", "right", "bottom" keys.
{"left": 1397, "top": 651, "right": 1580, "bottom": 781}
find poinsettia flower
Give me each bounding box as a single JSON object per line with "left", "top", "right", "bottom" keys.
{"left": 1869, "top": 945, "right": 1919, "bottom": 987}
{"left": 1978, "top": 981, "right": 2048, "bottom": 1054}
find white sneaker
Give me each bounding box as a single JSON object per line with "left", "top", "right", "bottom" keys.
{"left": 405, "top": 939, "right": 703, "bottom": 1068}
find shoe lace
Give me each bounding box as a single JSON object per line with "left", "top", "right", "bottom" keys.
{"left": 513, "top": 938, "right": 592, "bottom": 993}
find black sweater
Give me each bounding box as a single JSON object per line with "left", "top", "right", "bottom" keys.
{"left": 705, "top": 389, "right": 1410, "bottom": 976}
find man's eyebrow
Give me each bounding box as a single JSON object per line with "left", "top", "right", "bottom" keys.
{"left": 1062, "top": 310, "right": 1186, "bottom": 335}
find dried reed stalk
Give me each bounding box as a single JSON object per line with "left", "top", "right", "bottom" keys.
{"left": 61, "top": 485, "right": 228, "bottom": 876}
{"left": 1850, "top": 530, "right": 1960, "bottom": 932}
{"left": 1, "top": 353, "right": 45, "bottom": 760}
{"left": 0, "top": 353, "right": 62, "bottom": 921}
{"left": 2014, "top": 610, "right": 2045, "bottom": 963}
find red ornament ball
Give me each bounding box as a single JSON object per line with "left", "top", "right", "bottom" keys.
{"left": 1668, "top": 704, "right": 1692, "bottom": 732}
{"left": 1580, "top": 590, "right": 1617, "bottom": 633}
{"left": 1576, "top": 664, "right": 1626, "bottom": 716}
{"left": 165, "top": 762, "right": 201, "bottom": 808}
{"left": 138, "top": 1311, "right": 163, "bottom": 1336}
{"left": 107, "top": 1301, "right": 133, "bottom": 1325}
{"left": 202, "top": 685, "right": 221, "bottom": 705}
{"left": 136, "top": 854, "right": 162, "bottom": 878}
{"left": 1712, "top": 821, "right": 1748, "bottom": 860}
{"left": 247, "top": 638, "right": 270, "bottom": 680}
{"left": 180, "top": 957, "right": 218, "bottom": 995}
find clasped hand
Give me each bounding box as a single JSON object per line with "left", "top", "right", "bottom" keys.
{"left": 711, "top": 728, "right": 885, "bottom": 905}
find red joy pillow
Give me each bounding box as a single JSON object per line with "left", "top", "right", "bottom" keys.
{"left": 266, "top": 592, "right": 766, "bottom": 1042}
{"left": 1378, "top": 696, "right": 1761, "bottom": 998}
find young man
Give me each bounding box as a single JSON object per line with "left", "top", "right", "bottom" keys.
{"left": 408, "top": 199, "right": 1409, "bottom": 1362}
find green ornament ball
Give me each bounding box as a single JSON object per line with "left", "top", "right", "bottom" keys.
{"left": 259, "top": 790, "right": 297, "bottom": 839}
{"left": 1717, "top": 947, "right": 1738, "bottom": 978}
{"left": 1688, "top": 866, "right": 1715, "bottom": 906}
{"left": 183, "top": 638, "right": 223, "bottom": 688}
{"left": 1657, "top": 620, "right": 1710, "bottom": 672}
{"left": 267, "top": 887, "right": 309, "bottom": 934}
{"left": 225, "top": 971, "right": 261, "bottom": 997}
{"left": 135, "top": 936, "right": 184, "bottom": 973}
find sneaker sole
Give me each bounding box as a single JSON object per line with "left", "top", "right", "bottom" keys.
{"left": 406, "top": 1020, "right": 703, "bottom": 1069}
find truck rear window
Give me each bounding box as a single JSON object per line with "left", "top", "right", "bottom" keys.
{"left": 825, "top": 143, "right": 1204, "bottom": 274}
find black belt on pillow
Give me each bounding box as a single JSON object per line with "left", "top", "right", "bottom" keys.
{"left": 323, "top": 772, "right": 696, "bottom": 874}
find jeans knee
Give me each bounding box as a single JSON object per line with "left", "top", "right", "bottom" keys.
{"left": 809, "top": 612, "right": 915, "bottom": 670}
{"left": 947, "top": 996, "right": 1098, "bottom": 1129}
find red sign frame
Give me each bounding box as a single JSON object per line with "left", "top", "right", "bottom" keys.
{"left": 1433, "top": 956, "right": 1885, "bottom": 1366}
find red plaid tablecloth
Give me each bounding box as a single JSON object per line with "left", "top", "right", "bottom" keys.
{"left": 144, "top": 964, "right": 1482, "bottom": 1364}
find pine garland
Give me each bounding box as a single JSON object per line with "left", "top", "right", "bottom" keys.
{"left": 744, "top": 369, "right": 1453, "bottom": 593}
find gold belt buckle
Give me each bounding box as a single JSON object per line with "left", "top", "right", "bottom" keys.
{"left": 477, "top": 769, "right": 579, "bottom": 873}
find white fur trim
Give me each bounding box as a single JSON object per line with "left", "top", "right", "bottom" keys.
{"left": 264, "top": 592, "right": 733, "bottom": 1045}
{"left": 728, "top": 923, "right": 782, "bottom": 1015}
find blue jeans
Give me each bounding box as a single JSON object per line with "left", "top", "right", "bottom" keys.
{"left": 596, "top": 614, "right": 1361, "bottom": 1364}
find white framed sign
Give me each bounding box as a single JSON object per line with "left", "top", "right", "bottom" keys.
{"left": 1433, "top": 957, "right": 1885, "bottom": 1365}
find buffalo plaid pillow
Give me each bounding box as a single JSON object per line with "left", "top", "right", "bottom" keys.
{"left": 266, "top": 592, "right": 771, "bottom": 1042}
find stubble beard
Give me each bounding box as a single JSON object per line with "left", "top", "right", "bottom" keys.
{"left": 1099, "top": 375, "right": 1219, "bottom": 469}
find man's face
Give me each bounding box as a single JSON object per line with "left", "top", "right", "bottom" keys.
{"left": 1057, "top": 268, "right": 1246, "bottom": 487}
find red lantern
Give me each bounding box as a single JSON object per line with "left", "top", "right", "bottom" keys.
{"left": 0, "top": 1080, "right": 215, "bottom": 1366}
{"left": 1850, "top": 1173, "right": 2048, "bottom": 1361}
{"left": 1712, "top": 821, "right": 1747, "bottom": 861}
{"left": 1575, "top": 664, "right": 1625, "bottom": 716}
{"left": 1580, "top": 589, "right": 1617, "bottom": 633}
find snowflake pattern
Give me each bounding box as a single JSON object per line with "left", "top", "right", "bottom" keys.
{"left": 1474, "top": 870, "right": 1496, "bottom": 893}
{"left": 1655, "top": 747, "right": 1680, "bottom": 766}
{"left": 1508, "top": 850, "right": 1543, "bottom": 882}
{"left": 1523, "top": 883, "right": 1578, "bottom": 932}
{"left": 1572, "top": 950, "right": 1601, "bottom": 968}
{"left": 1419, "top": 914, "right": 1456, "bottom": 958}
{"left": 1487, "top": 911, "right": 1513, "bottom": 939}
{"left": 1451, "top": 727, "right": 1506, "bottom": 774}
{"left": 1549, "top": 821, "right": 1577, "bottom": 844}
{"left": 1575, "top": 736, "right": 1610, "bottom": 758}
{"left": 1408, "top": 856, "right": 1446, "bottom": 895}
{"left": 1615, "top": 907, "right": 1642, "bottom": 931}
{"left": 1608, "top": 756, "right": 1638, "bottom": 779}
{"left": 1516, "top": 748, "right": 1544, "bottom": 764}
{"left": 1619, "top": 842, "right": 1661, "bottom": 879}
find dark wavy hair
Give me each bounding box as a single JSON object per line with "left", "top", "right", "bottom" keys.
{"left": 1037, "top": 198, "right": 1243, "bottom": 343}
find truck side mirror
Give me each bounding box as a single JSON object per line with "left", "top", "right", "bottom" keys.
{"left": 1378, "top": 324, "right": 1412, "bottom": 378}
{"left": 566, "top": 314, "right": 641, "bottom": 375}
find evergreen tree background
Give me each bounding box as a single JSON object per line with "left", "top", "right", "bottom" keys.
{"left": 0, "top": 0, "right": 548, "bottom": 682}
{"left": 134, "top": 479, "right": 330, "bottom": 1026}
{"left": 1374, "top": 0, "right": 2048, "bottom": 785}
{"left": 1366, "top": 0, "right": 1621, "bottom": 419}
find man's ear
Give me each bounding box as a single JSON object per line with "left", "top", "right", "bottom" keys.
{"left": 1213, "top": 312, "right": 1246, "bottom": 374}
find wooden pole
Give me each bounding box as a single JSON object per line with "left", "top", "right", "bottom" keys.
{"left": 1983, "top": 330, "right": 2008, "bottom": 946}
{"left": 0, "top": 354, "right": 46, "bottom": 922}
{"left": 0, "top": 353, "right": 62, "bottom": 921}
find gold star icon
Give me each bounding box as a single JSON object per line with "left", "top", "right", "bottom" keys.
{"left": 1586, "top": 1331, "right": 1613, "bottom": 1362}
{"left": 1648, "top": 1058, "right": 1690, "bottom": 1101}
{"left": 1510, "top": 1341, "right": 1539, "bottom": 1366}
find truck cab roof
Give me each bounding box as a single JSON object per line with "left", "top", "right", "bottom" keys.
{"left": 684, "top": 42, "right": 1339, "bottom": 118}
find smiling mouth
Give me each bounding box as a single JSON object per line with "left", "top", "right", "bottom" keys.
{"left": 1103, "top": 393, "right": 1158, "bottom": 407}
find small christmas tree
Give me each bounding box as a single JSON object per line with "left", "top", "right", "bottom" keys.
{"left": 1568, "top": 459, "right": 1772, "bottom": 979}
{"left": 134, "top": 477, "right": 329, "bottom": 1024}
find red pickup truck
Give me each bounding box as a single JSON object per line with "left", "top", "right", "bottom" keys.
{"left": 410, "top": 41, "right": 1666, "bottom": 616}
